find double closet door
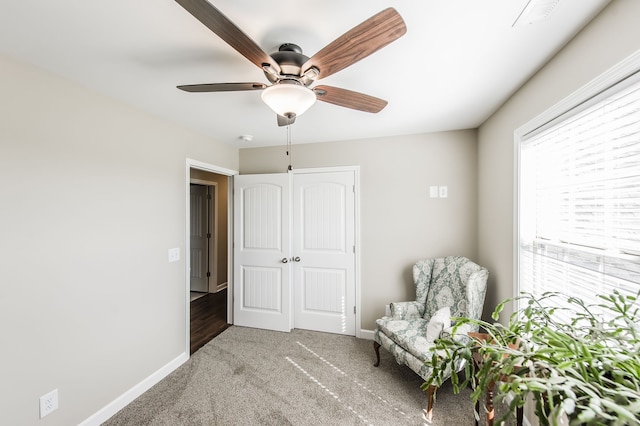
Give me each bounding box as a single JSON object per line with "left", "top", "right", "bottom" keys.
{"left": 233, "top": 169, "right": 356, "bottom": 335}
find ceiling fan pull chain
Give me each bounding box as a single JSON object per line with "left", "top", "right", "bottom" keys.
{"left": 287, "top": 124, "right": 293, "bottom": 171}
{"left": 285, "top": 125, "right": 290, "bottom": 157}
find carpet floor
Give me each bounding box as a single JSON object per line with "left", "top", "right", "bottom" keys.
{"left": 103, "top": 326, "right": 480, "bottom": 425}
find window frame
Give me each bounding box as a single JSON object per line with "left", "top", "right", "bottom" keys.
{"left": 514, "top": 50, "right": 640, "bottom": 311}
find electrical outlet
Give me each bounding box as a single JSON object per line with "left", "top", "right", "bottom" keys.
{"left": 385, "top": 304, "right": 391, "bottom": 316}
{"left": 40, "top": 389, "right": 58, "bottom": 418}
{"left": 439, "top": 186, "right": 448, "bottom": 198}
{"left": 168, "top": 247, "right": 180, "bottom": 262}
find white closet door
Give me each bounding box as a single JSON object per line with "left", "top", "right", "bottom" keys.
{"left": 233, "top": 173, "right": 291, "bottom": 332}
{"left": 292, "top": 171, "right": 356, "bottom": 335}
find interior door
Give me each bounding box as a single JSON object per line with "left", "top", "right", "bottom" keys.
{"left": 292, "top": 171, "right": 356, "bottom": 335}
{"left": 233, "top": 173, "right": 291, "bottom": 332}
{"left": 190, "top": 184, "right": 209, "bottom": 292}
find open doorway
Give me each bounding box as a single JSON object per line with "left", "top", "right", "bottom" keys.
{"left": 189, "top": 181, "right": 217, "bottom": 298}
{"left": 188, "top": 167, "right": 231, "bottom": 354}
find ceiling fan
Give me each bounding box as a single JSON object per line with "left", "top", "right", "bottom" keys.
{"left": 175, "top": 0, "right": 407, "bottom": 126}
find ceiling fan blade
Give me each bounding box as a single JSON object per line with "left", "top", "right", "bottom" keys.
{"left": 301, "top": 8, "right": 406, "bottom": 80}
{"left": 177, "top": 82, "right": 266, "bottom": 92}
{"left": 175, "top": 0, "right": 280, "bottom": 72}
{"left": 277, "top": 114, "right": 296, "bottom": 127}
{"left": 313, "top": 85, "right": 388, "bottom": 113}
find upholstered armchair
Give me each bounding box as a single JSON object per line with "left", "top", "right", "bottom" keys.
{"left": 373, "top": 256, "right": 488, "bottom": 421}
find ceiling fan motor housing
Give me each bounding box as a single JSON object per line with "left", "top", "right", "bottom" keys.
{"left": 264, "top": 43, "right": 310, "bottom": 84}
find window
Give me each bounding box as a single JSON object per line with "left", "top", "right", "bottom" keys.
{"left": 517, "top": 68, "right": 640, "bottom": 322}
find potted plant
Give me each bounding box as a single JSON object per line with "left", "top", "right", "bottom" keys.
{"left": 423, "top": 290, "right": 640, "bottom": 425}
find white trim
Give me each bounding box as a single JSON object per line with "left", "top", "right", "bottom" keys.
{"left": 79, "top": 353, "right": 188, "bottom": 426}
{"left": 513, "top": 49, "right": 640, "bottom": 303}
{"left": 287, "top": 171, "right": 294, "bottom": 331}
{"left": 190, "top": 178, "right": 217, "bottom": 185}
{"left": 513, "top": 125, "right": 521, "bottom": 303}
{"left": 187, "top": 159, "right": 237, "bottom": 177}
{"left": 359, "top": 329, "right": 375, "bottom": 340}
{"left": 512, "top": 49, "right": 640, "bottom": 426}
{"left": 189, "top": 179, "right": 219, "bottom": 293}
{"left": 514, "top": 49, "right": 640, "bottom": 140}
{"left": 81, "top": 159, "right": 237, "bottom": 425}
{"left": 211, "top": 184, "right": 218, "bottom": 293}
{"left": 185, "top": 159, "right": 238, "bottom": 356}
{"left": 226, "top": 178, "right": 234, "bottom": 325}
{"left": 292, "top": 165, "right": 359, "bottom": 174}
{"left": 354, "top": 168, "right": 362, "bottom": 338}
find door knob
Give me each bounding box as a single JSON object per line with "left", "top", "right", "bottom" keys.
{"left": 293, "top": 256, "right": 301, "bottom": 262}
{"left": 281, "top": 258, "right": 289, "bottom": 263}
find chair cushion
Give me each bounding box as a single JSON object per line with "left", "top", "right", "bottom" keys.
{"left": 376, "top": 317, "right": 435, "bottom": 362}
{"left": 375, "top": 331, "right": 438, "bottom": 381}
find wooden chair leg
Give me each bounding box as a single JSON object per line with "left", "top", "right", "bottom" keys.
{"left": 424, "top": 384, "right": 436, "bottom": 422}
{"left": 373, "top": 341, "right": 381, "bottom": 367}
{"left": 516, "top": 405, "right": 523, "bottom": 426}
{"left": 486, "top": 380, "right": 495, "bottom": 426}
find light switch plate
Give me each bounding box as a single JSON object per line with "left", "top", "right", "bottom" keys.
{"left": 168, "top": 247, "right": 180, "bottom": 262}
{"left": 429, "top": 186, "right": 439, "bottom": 198}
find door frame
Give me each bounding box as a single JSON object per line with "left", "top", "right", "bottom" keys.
{"left": 231, "top": 166, "right": 362, "bottom": 336}
{"left": 185, "top": 159, "right": 237, "bottom": 357}
{"left": 291, "top": 166, "right": 362, "bottom": 337}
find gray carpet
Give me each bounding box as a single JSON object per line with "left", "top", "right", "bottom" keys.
{"left": 103, "top": 326, "right": 478, "bottom": 425}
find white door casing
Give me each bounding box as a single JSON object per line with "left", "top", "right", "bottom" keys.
{"left": 233, "top": 173, "right": 292, "bottom": 332}
{"left": 185, "top": 159, "right": 237, "bottom": 357}
{"left": 292, "top": 171, "right": 356, "bottom": 335}
{"left": 233, "top": 169, "right": 358, "bottom": 335}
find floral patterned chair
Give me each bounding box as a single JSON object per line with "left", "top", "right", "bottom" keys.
{"left": 373, "top": 256, "right": 488, "bottom": 421}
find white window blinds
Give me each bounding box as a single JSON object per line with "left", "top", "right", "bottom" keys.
{"left": 519, "top": 75, "right": 640, "bottom": 320}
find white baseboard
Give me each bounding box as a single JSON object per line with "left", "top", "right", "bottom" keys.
{"left": 79, "top": 352, "right": 189, "bottom": 426}
{"left": 359, "top": 329, "right": 375, "bottom": 340}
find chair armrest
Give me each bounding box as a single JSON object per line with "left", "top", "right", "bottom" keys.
{"left": 390, "top": 301, "right": 423, "bottom": 320}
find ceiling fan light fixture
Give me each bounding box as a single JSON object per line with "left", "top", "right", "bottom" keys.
{"left": 261, "top": 83, "right": 317, "bottom": 118}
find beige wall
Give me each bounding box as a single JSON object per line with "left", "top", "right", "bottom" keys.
{"left": 4, "top": 0, "right": 638, "bottom": 423}
{"left": 0, "top": 54, "right": 238, "bottom": 425}
{"left": 477, "top": 0, "right": 640, "bottom": 320}
{"left": 240, "top": 130, "right": 479, "bottom": 330}
{"left": 476, "top": 3, "right": 640, "bottom": 423}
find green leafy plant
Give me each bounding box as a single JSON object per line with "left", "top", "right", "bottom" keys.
{"left": 422, "top": 290, "right": 640, "bottom": 425}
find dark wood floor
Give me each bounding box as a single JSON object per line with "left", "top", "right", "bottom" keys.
{"left": 190, "top": 289, "right": 229, "bottom": 355}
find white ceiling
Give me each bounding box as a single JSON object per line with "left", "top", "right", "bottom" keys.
{"left": 0, "top": 0, "right": 610, "bottom": 148}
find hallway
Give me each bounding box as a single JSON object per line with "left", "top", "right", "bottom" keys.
{"left": 190, "top": 289, "right": 229, "bottom": 354}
